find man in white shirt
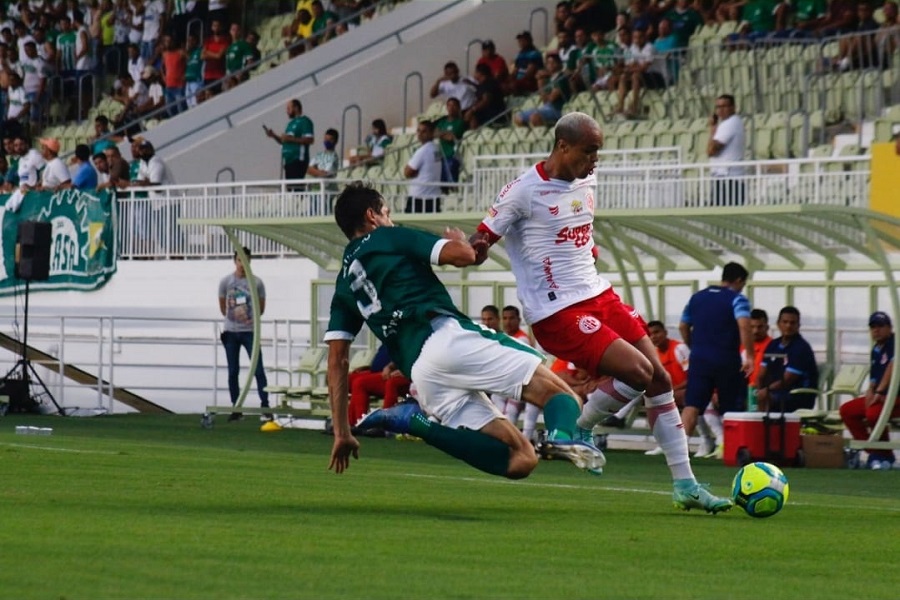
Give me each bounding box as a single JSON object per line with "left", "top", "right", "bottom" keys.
{"left": 18, "top": 41, "right": 48, "bottom": 122}
{"left": 38, "top": 138, "right": 72, "bottom": 191}
{"left": 614, "top": 28, "right": 656, "bottom": 117}
{"left": 134, "top": 139, "right": 174, "bottom": 188}
{"left": 403, "top": 120, "right": 442, "bottom": 213}
{"left": 428, "top": 61, "right": 476, "bottom": 111}
{"left": 142, "top": 0, "right": 166, "bottom": 60}
{"left": 15, "top": 136, "right": 46, "bottom": 190}
{"left": 707, "top": 94, "right": 747, "bottom": 206}
{"left": 469, "top": 112, "right": 734, "bottom": 514}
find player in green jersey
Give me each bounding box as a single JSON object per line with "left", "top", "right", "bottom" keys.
{"left": 324, "top": 183, "right": 606, "bottom": 478}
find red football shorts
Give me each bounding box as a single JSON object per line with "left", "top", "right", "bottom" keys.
{"left": 531, "top": 288, "right": 648, "bottom": 375}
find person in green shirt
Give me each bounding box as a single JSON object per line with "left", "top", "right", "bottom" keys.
{"left": 184, "top": 33, "right": 203, "bottom": 107}
{"left": 262, "top": 98, "right": 314, "bottom": 181}
{"left": 434, "top": 97, "right": 466, "bottom": 183}
{"left": 665, "top": 0, "right": 704, "bottom": 47}
{"left": 224, "top": 23, "right": 253, "bottom": 85}
{"left": 310, "top": 0, "right": 338, "bottom": 46}
{"left": 324, "top": 182, "right": 606, "bottom": 478}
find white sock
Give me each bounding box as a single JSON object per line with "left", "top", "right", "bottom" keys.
{"left": 522, "top": 403, "right": 540, "bottom": 440}
{"left": 696, "top": 415, "right": 714, "bottom": 441}
{"left": 577, "top": 378, "right": 644, "bottom": 429}
{"left": 645, "top": 391, "right": 694, "bottom": 482}
{"left": 614, "top": 395, "right": 642, "bottom": 420}
{"left": 704, "top": 408, "right": 724, "bottom": 445}
{"left": 505, "top": 400, "right": 522, "bottom": 428}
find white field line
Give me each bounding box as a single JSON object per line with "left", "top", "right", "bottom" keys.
{"left": 403, "top": 473, "right": 900, "bottom": 513}
{"left": 1, "top": 442, "right": 122, "bottom": 455}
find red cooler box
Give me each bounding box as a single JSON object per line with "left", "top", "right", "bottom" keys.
{"left": 722, "top": 412, "right": 801, "bottom": 467}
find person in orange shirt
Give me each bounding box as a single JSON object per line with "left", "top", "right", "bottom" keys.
{"left": 745, "top": 308, "right": 772, "bottom": 396}
{"left": 648, "top": 321, "right": 690, "bottom": 407}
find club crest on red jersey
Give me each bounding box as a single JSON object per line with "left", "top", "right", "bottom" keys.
{"left": 577, "top": 315, "right": 601, "bottom": 334}
{"left": 571, "top": 199, "right": 583, "bottom": 214}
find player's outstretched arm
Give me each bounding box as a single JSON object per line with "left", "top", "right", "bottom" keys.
{"left": 438, "top": 228, "right": 478, "bottom": 267}
{"left": 326, "top": 339, "right": 359, "bottom": 473}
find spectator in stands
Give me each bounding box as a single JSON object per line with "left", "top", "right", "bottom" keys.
{"left": 403, "top": 119, "right": 442, "bottom": 214}
{"left": 201, "top": 18, "right": 229, "bottom": 95}
{"left": 434, "top": 97, "right": 465, "bottom": 184}
{"left": 263, "top": 98, "right": 314, "bottom": 181}
{"left": 589, "top": 27, "right": 622, "bottom": 92}
{"left": 0, "top": 154, "right": 10, "bottom": 191}
{"left": 566, "top": 26, "right": 594, "bottom": 92}
{"left": 307, "top": 127, "right": 340, "bottom": 178}
{"left": 813, "top": 0, "right": 858, "bottom": 36}
{"left": 310, "top": 0, "right": 338, "bottom": 45}
{"left": 840, "top": 311, "right": 900, "bottom": 470}
{"left": 555, "top": 1, "right": 573, "bottom": 34}
{"left": 70, "top": 143, "right": 98, "bottom": 190}
{"left": 724, "top": 0, "right": 787, "bottom": 47}
{"left": 125, "top": 42, "right": 145, "bottom": 84}
{"left": 224, "top": 22, "right": 252, "bottom": 88}
{"left": 19, "top": 41, "right": 48, "bottom": 124}
{"left": 707, "top": 93, "right": 746, "bottom": 205}
{"left": 160, "top": 33, "right": 185, "bottom": 115}
{"left": 113, "top": 0, "right": 130, "bottom": 74}
{"left": 167, "top": 0, "right": 200, "bottom": 45}
{"left": 183, "top": 32, "right": 202, "bottom": 107}
{"left": 4, "top": 72, "right": 29, "bottom": 139}
{"left": 569, "top": 0, "right": 619, "bottom": 34}
{"left": 207, "top": 0, "right": 229, "bottom": 32}
{"left": 285, "top": 8, "right": 313, "bottom": 57}
{"left": 245, "top": 29, "right": 260, "bottom": 66}
{"left": 779, "top": 0, "right": 828, "bottom": 38}
{"left": 133, "top": 139, "right": 174, "bottom": 187}
{"left": 476, "top": 39, "right": 508, "bottom": 86}
{"left": 349, "top": 118, "right": 391, "bottom": 166}
{"left": 830, "top": 2, "right": 880, "bottom": 71}
{"left": 32, "top": 26, "right": 56, "bottom": 65}
{"left": 653, "top": 18, "right": 679, "bottom": 82}
{"left": 128, "top": 0, "right": 145, "bottom": 50}
{"left": 876, "top": 1, "right": 899, "bottom": 65}
{"left": 665, "top": 0, "right": 703, "bottom": 46}
{"left": 135, "top": 65, "right": 164, "bottom": 117}
{"left": 627, "top": 0, "right": 657, "bottom": 38}
{"left": 464, "top": 63, "right": 506, "bottom": 129}
{"left": 15, "top": 135, "right": 45, "bottom": 190}
{"left": 93, "top": 151, "right": 111, "bottom": 187}
{"left": 141, "top": 0, "right": 165, "bottom": 62}
{"left": 38, "top": 137, "right": 72, "bottom": 191}
{"left": 507, "top": 30, "right": 543, "bottom": 95}
{"left": 556, "top": 28, "right": 577, "bottom": 65}
{"left": 514, "top": 53, "right": 570, "bottom": 127}
{"left": 347, "top": 344, "right": 412, "bottom": 429}
{"left": 754, "top": 306, "right": 819, "bottom": 413}
{"left": 102, "top": 145, "right": 131, "bottom": 187}
{"left": 99, "top": 0, "right": 117, "bottom": 73}
{"left": 218, "top": 245, "right": 271, "bottom": 423}
{"left": 614, "top": 28, "right": 660, "bottom": 118}
{"left": 429, "top": 61, "right": 476, "bottom": 111}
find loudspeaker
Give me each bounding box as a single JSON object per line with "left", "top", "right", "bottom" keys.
{"left": 16, "top": 221, "right": 52, "bottom": 281}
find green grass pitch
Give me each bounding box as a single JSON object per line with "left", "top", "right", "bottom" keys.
{"left": 1, "top": 414, "right": 897, "bottom": 600}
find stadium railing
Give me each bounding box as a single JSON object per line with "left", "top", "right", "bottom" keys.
{"left": 114, "top": 153, "right": 870, "bottom": 260}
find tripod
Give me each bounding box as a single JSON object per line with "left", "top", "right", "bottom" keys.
{"left": 2, "top": 280, "right": 62, "bottom": 415}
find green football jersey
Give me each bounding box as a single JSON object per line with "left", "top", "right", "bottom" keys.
{"left": 57, "top": 31, "right": 77, "bottom": 71}
{"left": 283, "top": 115, "right": 313, "bottom": 163}
{"left": 326, "top": 226, "right": 468, "bottom": 376}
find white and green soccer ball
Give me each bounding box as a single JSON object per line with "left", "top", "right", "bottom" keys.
{"left": 731, "top": 461, "right": 790, "bottom": 518}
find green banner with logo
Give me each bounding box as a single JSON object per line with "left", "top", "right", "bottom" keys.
{"left": 0, "top": 189, "right": 116, "bottom": 296}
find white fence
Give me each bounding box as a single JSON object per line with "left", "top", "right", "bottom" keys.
{"left": 113, "top": 154, "right": 871, "bottom": 259}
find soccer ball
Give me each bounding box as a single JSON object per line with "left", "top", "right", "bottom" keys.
{"left": 731, "top": 462, "right": 790, "bottom": 518}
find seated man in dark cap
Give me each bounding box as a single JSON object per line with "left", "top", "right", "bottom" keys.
{"left": 840, "top": 311, "right": 900, "bottom": 470}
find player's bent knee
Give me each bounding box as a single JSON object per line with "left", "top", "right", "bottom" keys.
{"left": 506, "top": 447, "right": 538, "bottom": 479}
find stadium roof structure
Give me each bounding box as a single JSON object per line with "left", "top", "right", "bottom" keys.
{"left": 184, "top": 203, "right": 900, "bottom": 450}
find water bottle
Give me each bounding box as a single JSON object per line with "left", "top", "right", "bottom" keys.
{"left": 747, "top": 387, "right": 758, "bottom": 412}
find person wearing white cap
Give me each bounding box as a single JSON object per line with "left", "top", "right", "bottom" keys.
{"left": 839, "top": 311, "right": 900, "bottom": 470}
{"left": 38, "top": 138, "right": 72, "bottom": 192}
